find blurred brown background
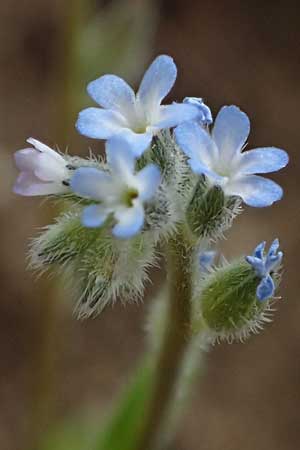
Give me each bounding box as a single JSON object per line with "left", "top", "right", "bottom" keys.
{"left": 1, "top": 1, "right": 299, "bottom": 449}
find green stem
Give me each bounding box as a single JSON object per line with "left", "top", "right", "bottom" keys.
{"left": 135, "top": 234, "right": 194, "bottom": 450}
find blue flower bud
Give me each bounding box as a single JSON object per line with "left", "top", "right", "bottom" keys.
{"left": 183, "top": 97, "right": 213, "bottom": 125}
{"left": 192, "top": 244, "right": 282, "bottom": 342}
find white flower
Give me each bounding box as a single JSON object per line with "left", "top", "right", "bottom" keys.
{"left": 70, "top": 137, "right": 161, "bottom": 239}
{"left": 175, "top": 106, "right": 289, "bottom": 207}
{"left": 76, "top": 55, "right": 199, "bottom": 156}
{"left": 13, "top": 138, "right": 70, "bottom": 196}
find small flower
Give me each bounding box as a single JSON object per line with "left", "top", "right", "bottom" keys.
{"left": 175, "top": 106, "right": 289, "bottom": 207}
{"left": 70, "top": 137, "right": 161, "bottom": 239}
{"left": 183, "top": 97, "right": 213, "bottom": 125}
{"left": 76, "top": 55, "right": 199, "bottom": 157}
{"left": 246, "top": 239, "right": 283, "bottom": 301}
{"left": 13, "top": 138, "right": 70, "bottom": 196}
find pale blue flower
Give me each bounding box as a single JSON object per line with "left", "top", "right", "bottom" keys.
{"left": 183, "top": 97, "right": 212, "bottom": 125}
{"left": 175, "top": 106, "right": 289, "bottom": 207}
{"left": 76, "top": 55, "right": 199, "bottom": 157}
{"left": 70, "top": 137, "right": 161, "bottom": 239}
{"left": 246, "top": 239, "right": 283, "bottom": 301}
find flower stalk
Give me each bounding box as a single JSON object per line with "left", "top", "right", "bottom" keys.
{"left": 135, "top": 233, "right": 194, "bottom": 450}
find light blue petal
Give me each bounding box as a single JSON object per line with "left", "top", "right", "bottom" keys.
{"left": 116, "top": 128, "right": 153, "bottom": 157}
{"left": 246, "top": 255, "right": 266, "bottom": 277}
{"left": 70, "top": 167, "right": 112, "bottom": 200}
{"left": 253, "top": 241, "right": 266, "bottom": 259}
{"left": 136, "top": 164, "right": 161, "bottom": 201}
{"left": 268, "top": 238, "right": 279, "bottom": 256}
{"left": 113, "top": 205, "right": 144, "bottom": 239}
{"left": 265, "top": 251, "right": 283, "bottom": 273}
{"left": 238, "top": 147, "right": 289, "bottom": 174}
{"left": 175, "top": 121, "right": 218, "bottom": 167}
{"left": 87, "top": 74, "right": 135, "bottom": 115}
{"left": 137, "top": 55, "right": 177, "bottom": 112}
{"left": 82, "top": 204, "right": 109, "bottom": 228}
{"left": 188, "top": 158, "right": 224, "bottom": 183}
{"left": 224, "top": 175, "right": 283, "bottom": 207}
{"left": 212, "top": 106, "right": 250, "bottom": 161}
{"left": 106, "top": 137, "right": 136, "bottom": 176}
{"left": 183, "top": 97, "right": 213, "bottom": 125}
{"left": 76, "top": 107, "right": 126, "bottom": 139}
{"left": 154, "top": 103, "right": 199, "bottom": 129}
{"left": 256, "top": 275, "right": 275, "bottom": 301}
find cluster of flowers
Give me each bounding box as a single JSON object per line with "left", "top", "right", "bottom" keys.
{"left": 13, "top": 55, "right": 288, "bottom": 305}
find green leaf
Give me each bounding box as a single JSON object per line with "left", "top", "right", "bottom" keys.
{"left": 94, "top": 360, "right": 153, "bottom": 450}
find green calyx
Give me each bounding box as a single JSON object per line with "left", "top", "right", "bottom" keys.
{"left": 186, "top": 177, "right": 241, "bottom": 240}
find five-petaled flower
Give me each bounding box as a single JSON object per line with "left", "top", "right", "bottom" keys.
{"left": 246, "top": 239, "right": 283, "bottom": 301}
{"left": 13, "top": 138, "right": 70, "bottom": 196}
{"left": 70, "top": 137, "right": 161, "bottom": 239}
{"left": 175, "top": 105, "right": 289, "bottom": 207}
{"left": 76, "top": 55, "right": 199, "bottom": 157}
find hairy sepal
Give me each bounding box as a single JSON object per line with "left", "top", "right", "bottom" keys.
{"left": 192, "top": 260, "right": 280, "bottom": 343}
{"left": 29, "top": 212, "right": 157, "bottom": 317}
{"left": 186, "top": 176, "right": 242, "bottom": 242}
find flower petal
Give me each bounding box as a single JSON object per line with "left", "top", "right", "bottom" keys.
{"left": 27, "top": 138, "right": 64, "bottom": 163}
{"left": 81, "top": 204, "right": 109, "bottom": 228}
{"left": 265, "top": 251, "right": 283, "bottom": 273}
{"left": 238, "top": 147, "right": 289, "bottom": 174}
{"left": 106, "top": 137, "right": 136, "bottom": 176}
{"left": 268, "top": 238, "right": 279, "bottom": 257}
{"left": 14, "top": 149, "right": 38, "bottom": 171}
{"left": 187, "top": 158, "right": 224, "bottom": 183}
{"left": 175, "top": 121, "right": 218, "bottom": 167}
{"left": 137, "top": 55, "right": 177, "bottom": 115}
{"left": 113, "top": 204, "right": 144, "bottom": 239}
{"left": 253, "top": 241, "right": 266, "bottom": 259}
{"left": 116, "top": 128, "right": 153, "bottom": 157}
{"left": 135, "top": 164, "right": 161, "bottom": 201}
{"left": 256, "top": 275, "right": 275, "bottom": 301}
{"left": 87, "top": 74, "right": 135, "bottom": 116}
{"left": 224, "top": 175, "right": 283, "bottom": 207}
{"left": 245, "top": 255, "right": 265, "bottom": 277}
{"left": 33, "top": 153, "right": 67, "bottom": 182}
{"left": 76, "top": 107, "right": 126, "bottom": 139}
{"left": 183, "top": 97, "right": 213, "bottom": 125}
{"left": 70, "top": 167, "right": 113, "bottom": 200}
{"left": 212, "top": 106, "right": 250, "bottom": 161}
{"left": 154, "top": 103, "right": 199, "bottom": 129}
{"left": 13, "top": 172, "right": 66, "bottom": 196}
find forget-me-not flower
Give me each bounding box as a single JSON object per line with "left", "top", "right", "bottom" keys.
{"left": 246, "top": 239, "right": 283, "bottom": 301}
{"left": 76, "top": 55, "right": 199, "bottom": 157}
{"left": 175, "top": 106, "right": 289, "bottom": 207}
{"left": 13, "top": 138, "right": 70, "bottom": 196}
{"left": 183, "top": 97, "right": 213, "bottom": 125}
{"left": 70, "top": 137, "right": 161, "bottom": 239}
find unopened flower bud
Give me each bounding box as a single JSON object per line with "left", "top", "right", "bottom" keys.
{"left": 186, "top": 176, "right": 241, "bottom": 240}
{"left": 193, "top": 240, "right": 282, "bottom": 342}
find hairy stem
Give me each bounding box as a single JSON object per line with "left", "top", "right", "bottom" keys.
{"left": 135, "top": 234, "right": 193, "bottom": 450}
